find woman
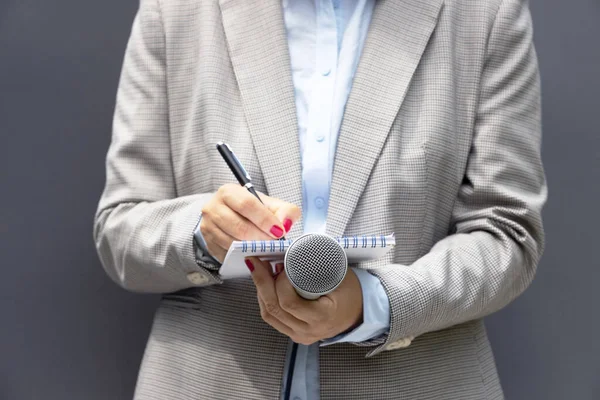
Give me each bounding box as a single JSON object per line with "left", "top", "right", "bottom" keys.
{"left": 94, "top": 0, "right": 546, "bottom": 398}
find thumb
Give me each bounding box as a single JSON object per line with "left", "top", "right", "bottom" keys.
{"left": 261, "top": 195, "right": 301, "bottom": 234}
{"left": 275, "top": 203, "right": 301, "bottom": 234}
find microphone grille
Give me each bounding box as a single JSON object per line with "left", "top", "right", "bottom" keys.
{"left": 285, "top": 234, "right": 347, "bottom": 295}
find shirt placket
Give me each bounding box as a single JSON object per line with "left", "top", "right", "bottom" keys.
{"left": 302, "top": 0, "right": 338, "bottom": 234}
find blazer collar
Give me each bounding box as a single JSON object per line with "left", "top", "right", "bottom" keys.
{"left": 220, "top": 0, "right": 444, "bottom": 238}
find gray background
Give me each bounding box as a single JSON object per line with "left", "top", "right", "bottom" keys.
{"left": 0, "top": 0, "right": 598, "bottom": 399}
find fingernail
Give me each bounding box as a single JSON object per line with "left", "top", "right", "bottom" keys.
{"left": 270, "top": 225, "right": 284, "bottom": 238}
{"left": 283, "top": 218, "right": 293, "bottom": 233}
{"left": 245, "top": 259, "right": 254, "bottom": 272}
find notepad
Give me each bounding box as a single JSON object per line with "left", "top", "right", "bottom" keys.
{"left": 219, "top": 233, "right": 395, "bottom": 279}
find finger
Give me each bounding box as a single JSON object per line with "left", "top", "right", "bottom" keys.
{"left": 219, "top": 185, "right": 286, "bottom": 238}
{"left": 210, "top": 203, "right": 272, "bottom": 241}
{"left": 246, "top": 257, "right": 308, "bottom": 330}
{"left": 274, "top": 263, "right": 284, "bottom": 277}
{"left": 199, "top": 218, "right": 235, "bottom": 262}
{"left": 256, "top": 296, "right": 294, "bottom": 336}
{"left": 275, "top": 273, "right": 321, "bottom": 323}
{"left": 257, "top": 296, "right": 318, "bottom": 345}
{"left": 261, "top": 196, "right": 301, "bottom": 234}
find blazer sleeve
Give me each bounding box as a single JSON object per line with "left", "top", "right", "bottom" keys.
{"left": 367, "top": 0, "right": 547, "bottom": 356}
{"left": 93, "top": 0, "right": 221, "bottom": 293}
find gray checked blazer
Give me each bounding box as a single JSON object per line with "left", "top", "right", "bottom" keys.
{"left": 94, "top": 0, "right": 546, "bottom": 398}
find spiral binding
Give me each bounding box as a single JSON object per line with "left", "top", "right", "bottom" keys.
{"left": 239, "top": 234, "right": 393, "bottom": 253}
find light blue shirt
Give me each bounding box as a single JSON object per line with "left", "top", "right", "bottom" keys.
{"left": 195, "top": 0, "right": 389, "bottom": 399}
{"left": 281, "top": 1, "right": 389, "bottom": 399}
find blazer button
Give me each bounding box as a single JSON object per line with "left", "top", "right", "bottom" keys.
{"left": 187, "top": 272, "right": 209, "bottom": 285}
{"left": 386, "top": 336, "right": 414, "bottom": 351}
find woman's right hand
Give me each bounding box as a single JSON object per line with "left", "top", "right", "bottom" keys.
{"left": 200, "top": 183, "right": 301, "bottom": 263}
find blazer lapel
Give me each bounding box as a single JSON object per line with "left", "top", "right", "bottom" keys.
{"left": 326, "top": 0, "right": 445, "bottom": 238}
{"left": 219, "top": 0, "right": 305, "bottom": 236}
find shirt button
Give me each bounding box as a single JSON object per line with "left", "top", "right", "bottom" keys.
{"left": 316, "top": 135, "right": 325, "bottom": 142}
{"left": 314, "top": 197, "right": 325, "bottom": 209}
{"left": 322, "top": 68, "right": 331, "bottom": 76}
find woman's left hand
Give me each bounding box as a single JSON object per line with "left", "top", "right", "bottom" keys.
{"left": 245, "top": 256, "right": 363, "bottom": 345}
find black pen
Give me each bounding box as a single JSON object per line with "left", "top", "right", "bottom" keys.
{"left": 216, "top": 141, "right": 264, "bottom": 203}
{"left": 216, "top": 142, "right": 286, "bottom": 239}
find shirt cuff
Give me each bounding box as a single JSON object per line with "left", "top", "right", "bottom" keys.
{"left": 321, "top": 267, "right": 390, "bottom": 346}
{"left": 193, "top": 214, "right": 222, "bottom": 270}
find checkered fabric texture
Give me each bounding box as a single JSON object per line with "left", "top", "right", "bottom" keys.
{"left": 94, "top": 0, "right": 546, "bottom": 398}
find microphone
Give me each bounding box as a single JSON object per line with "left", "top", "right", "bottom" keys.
{"left": 284, "top": 233, "right": 348, "bottom": 300}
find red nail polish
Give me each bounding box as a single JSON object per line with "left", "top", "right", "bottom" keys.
{"left": 270, "top": 225, "right": 284, "bottom": 238}
{"left": 283, "top": 218, "right": 293, "bottom": 233}
{"left": 245, "top": 259, "right": 254, "bottom": 272}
